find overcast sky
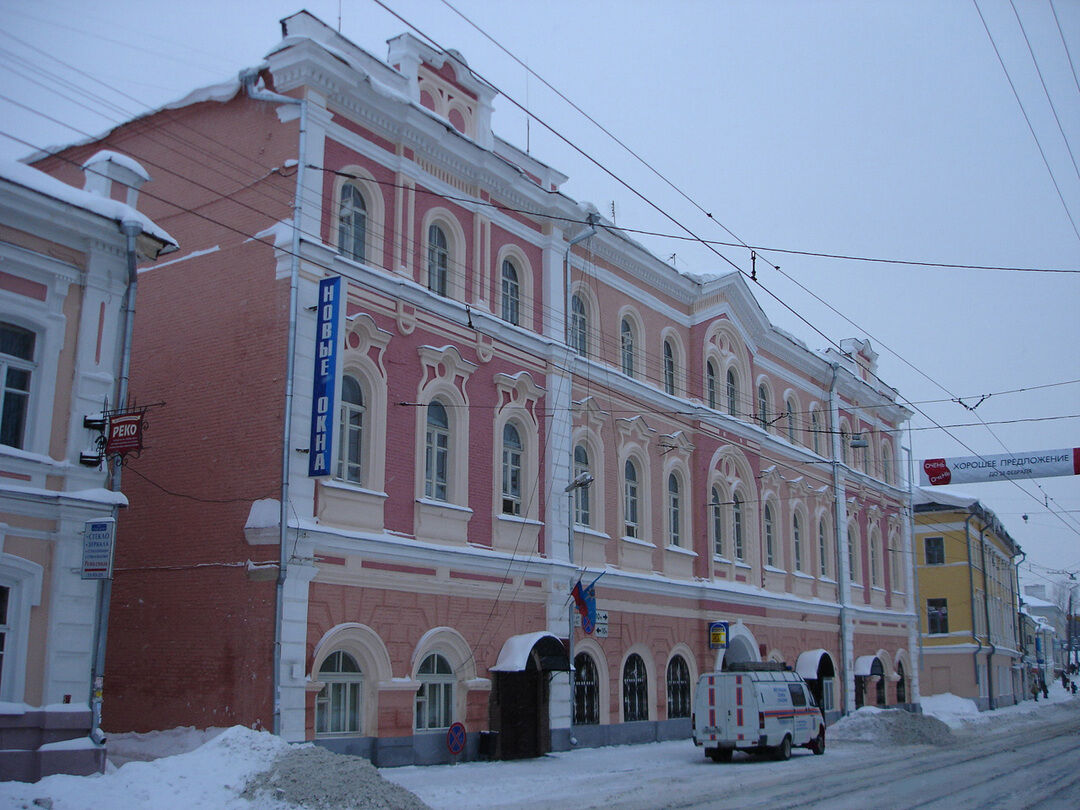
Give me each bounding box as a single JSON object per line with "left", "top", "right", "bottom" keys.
{"left": 3, "top": 0, "right": 1078, "bottom": 598}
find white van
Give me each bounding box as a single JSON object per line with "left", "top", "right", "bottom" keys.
{"left": 691, "top": 663, "right": 825, "bottom": 761}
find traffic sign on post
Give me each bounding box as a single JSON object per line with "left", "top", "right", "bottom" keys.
{"left": 446, "top": 721, "right": 466, "bottom": 755}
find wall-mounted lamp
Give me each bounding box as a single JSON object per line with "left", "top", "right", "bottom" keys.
{"left": 850, "top": 433, "right": 869, "bottom": 449}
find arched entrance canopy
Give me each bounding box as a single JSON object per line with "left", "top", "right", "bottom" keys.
{"left": 491, "top": 631, "right": 570, "bottom": 672}
{"left": 854, "top": 655, "right": 881, "bottom": 677}
{"left": 795, "top": 649, "right": 835, "bottom": 680}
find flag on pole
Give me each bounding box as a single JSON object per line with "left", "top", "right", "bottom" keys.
{"left": 571, "top": 574, "right": 601, "bottom": 634}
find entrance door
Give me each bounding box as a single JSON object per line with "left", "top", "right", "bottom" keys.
{"left": 494, "top": 657, "right": 549, "bottom": 759}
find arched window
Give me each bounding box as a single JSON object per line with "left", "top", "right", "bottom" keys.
{"left": 415, "top": 653, "right": 454, "bottom": 730}
{"left": 819, "top": 517, "right": 829, "bottom": 578}
{"left": 871, "top": 533, "right": 880, "bottom": 587}
{"left": 570, "top": 294, "right": 588, "bottom": 357}
{"left": 315, "top": 651, "right": 362, "bottom": 734}
{"left": 624, "top": 459, "right": 640, "bottom": 538}
{"left": 427, "top": 224, "right": 449, "bottom": 296}
{"left": 726, "top": 368, "right": 738, "bottom": 417}
{"left": 881, "top": 443, "right": 893, "bottom": 485}
{"left": 667, "top": 474, "right": 681, "bottom": 547}
{"left": 573, "top": 444, "right": 591, "bottom": 527}
{"left": 841, "top": 427, "right": 850, "bottom": 465}
{"left": 337, "top": 375, "right": 365, "bottom": 484}
{"left": 573, "top": 652, "right": 599, "bottom": 725}
{"left": 849, "top": 526, "right": 859, "bottom": 582}
{"left": 501, "top": 259, "right": 520, "bottom": 325}
{"left": 733, "top": 493, "right": 744, "bottom": 561}
{"left": 663, "top": 340, "right": 676, "bottom": 395}
{"left": 764, "top": 504, "right": 775, "bottom": 566}
{"left": 896, "top": 661, "right": 907, "bottom": 704}
{"left": 811, "top": 410, "right": 822, "bottom": 455}
{"left": 337, "top": 183, "right": 366, "bottom": 262}
{"left": 620, "top": 319, "right": 635, "bottom": 377}
{"left": 793, "top": 513, "right": 803, "bottom": 572}
{"left": 786, "top": 398, "right": 798, "bottom": 444}
{"left": 424, "top": 400, "right": 450, "bottom": 501}
{"left": 706, "top": 361, "right": 717, "bottom": 410}
{"left": 666, "top": 655, "right": 691, "bottom": 719}
{"left": 872, "top": 658, "right": 886, "bottom": 707}
{"left": 623, "top": 653, "right": 648, "bottom": 722}
{"left": 501, "top": 423, "right": 522, "bottom": 515}
{"left": 757, "top": 383, "right": 770, "bottom": 429}
{"left": 0, "top": 323, "right": 35, "bottom": 449}
{"left": 711, "top": 485, "right": 724, "bottom": 558}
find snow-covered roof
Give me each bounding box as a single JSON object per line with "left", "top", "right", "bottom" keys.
{"left": 913, "top": 486, "right": 978, "bottom": 509}
{"left": 0, "top": 158, "right": 176, "bottom": 252}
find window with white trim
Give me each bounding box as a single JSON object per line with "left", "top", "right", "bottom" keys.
{"left": 415, "top": 652, "right": 454, "bottom": 730}
{"left": 793, "top": 513, "right": 803, "bottom": 572}
{"left": 336, "top": 375, "right": 364, "bottom": 484}
{"left": 424, "top": 400, "right": 450, "bottom": 501}
{"left": 711, "top": 485, "right": 724, "bottom": 557}
{"left": 1, "top": 323, "right": 35, "bottom": 449}
{"left": 501, "top": 422, "right": 522, "bottom": 515}
{"left": 573, "top": 444, "right": 591, "bottom": 527}
{"left": 315, "top": 650, "right": 362, "bottom": 735}
{"left": 757, "top": 383, "right": 770, "bottom": 429}
{"left": 663, "top": 340, "right": 676, "bottom": 395}
{"left": 501, "top": 259, "right": 520, "bottom": 325}
{"left": 819, "top": 517, "right": 829, "bottom": 577}
{"left": 624, "top": 459, "right": 640, "bottom": 539}
{"left": 726, "top": 368, "right": 738, "bottom": 417}
{"left": 570, "top": 294, "right": 588, "bottom": 357}
{"left": 764, "top": 504, "right": 775, "bottom": 566}
{"left": 337, "top": 183, "right": 367, "bottom": 263}
{"left": 733, "top": 492, "right": 744, "bottom": 560}
{"left": 706, "top": 361, "right": 717, "bottom": 409}
{"left": 427, "top": 224, "right": 449, "bottom": 296}
{"left": 786, "top": 398, "right": 798, "bottom": 444}
{"left": 667, "top": 473, "right": 681, "bottom": 547}
{"left": 620, "top": 319, "right": 635, "bottom": 378}
{"left": 0, "top": 586, "right": 9, "bottom": 694}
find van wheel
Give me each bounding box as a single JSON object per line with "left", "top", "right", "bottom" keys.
{"left": 773, "top": 735, "right": 791, "bottom": 761}
{"left": 810, "top": 727, "right": 825, "bottom": 755}
{"left": 707, "top": 747, "right": 733, "bottom": 763}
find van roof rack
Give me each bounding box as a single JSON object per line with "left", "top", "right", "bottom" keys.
{"left": 725, "top": 661, "right": 790, "bottom": 672}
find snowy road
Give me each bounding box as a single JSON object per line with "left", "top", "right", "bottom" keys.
{"left": 384, "top": 700, "right": 1080, "bottom": 810}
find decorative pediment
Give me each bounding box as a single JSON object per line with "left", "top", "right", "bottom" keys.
{"left": 616, "top": 415, "right": 656, "bottom": 447}
{"left": 344, "top": 312, "right": 392, "bottom": 373}
{"left": 572, "top": 396, "right": 609, "bottom": 430}
{"left": 494, "top": 371, "right": 544, "bottom": 419}
{"left": 418, "top": 344, "right": 478, "bottom": 391}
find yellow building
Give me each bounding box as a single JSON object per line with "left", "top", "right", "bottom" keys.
{"left": 914, "top": 488, "right": 1022, "bottom": 710}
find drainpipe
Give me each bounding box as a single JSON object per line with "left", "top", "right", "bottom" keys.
{"left": 963, "top": 513, "right": 983, "bottom": 704}
{"left": 89, "top": 219, "right": 143, "bottom": 744}
{"left": 978, "top": 525, "right": 996, "bottom": 708}
{"left": 828, "top": 363, "right": 852, "bottom": 714}
{"left": 240, "top": 67, "right": 306, "bottom": 738}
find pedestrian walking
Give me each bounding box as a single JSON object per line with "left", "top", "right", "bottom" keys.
{"left": 1031, "top": 678, "right": 1040, "bottom": 702}
{"left": 1041, "top": 678, "right": 1049, "bottom": 700}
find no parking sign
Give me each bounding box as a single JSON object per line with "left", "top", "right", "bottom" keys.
{"left": 446, "top": 722, "right": 466, "bottom": 755}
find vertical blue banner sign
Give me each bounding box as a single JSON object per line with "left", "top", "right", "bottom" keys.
{"left": 309, "top": 276, "right": 342, "bottom": 477}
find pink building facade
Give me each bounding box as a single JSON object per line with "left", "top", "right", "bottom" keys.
{"left": 35, "top": 11, "right": 917, "bottom": 765}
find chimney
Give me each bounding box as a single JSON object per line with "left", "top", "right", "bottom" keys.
{"left": 82, "top": 150, "right": 151, "bottom": 209}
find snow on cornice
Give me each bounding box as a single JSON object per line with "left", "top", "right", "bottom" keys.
{"left": 1, "top": 158, "right": 176, "bottom": 251}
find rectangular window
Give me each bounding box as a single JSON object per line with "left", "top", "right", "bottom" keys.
{"left": 927, "top": 598, "right": 949, "bottom": 635}
{"left": 925, "top": 536, "right": 945, "bottom": 565}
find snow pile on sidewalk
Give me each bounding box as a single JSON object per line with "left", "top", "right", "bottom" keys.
{"left": 828, "top": 706, "right": 953, "bottom": 746}
{"left": 105, "top": 725, "right": 229, "bottom": 768}
{"left": 0, "top": 726, "right": 430, "bottom": 810}
{"left": 241, "top": 743, "right": 429, "bottom": 810}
